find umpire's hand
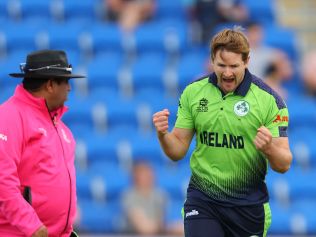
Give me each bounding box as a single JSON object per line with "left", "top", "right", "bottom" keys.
{"left": 32, "top": 225, "right": 48, "bottom": 237}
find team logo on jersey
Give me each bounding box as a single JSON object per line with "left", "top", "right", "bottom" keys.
{"left": 234, "top": 100, "right": 250, "bottom": 116}
{"left": 197, "top": 98, "right": 208, "bottom": 112}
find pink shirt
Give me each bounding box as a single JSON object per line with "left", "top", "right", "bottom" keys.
{"left": 0, "top": 85, "right": 77, "bottom": 237}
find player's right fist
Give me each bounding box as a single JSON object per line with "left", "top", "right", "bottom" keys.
{"left": 152, "top": 109, "right": 170, "bottom": 136}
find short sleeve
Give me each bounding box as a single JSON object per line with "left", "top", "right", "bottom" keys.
{"left": 265, "top": 98, "right": 289, "bottom": 138}
{"left": 175, "top": 88, "right": 194, "bottom": 129}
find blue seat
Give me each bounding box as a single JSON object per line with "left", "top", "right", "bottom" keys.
{"left": 134, "top": 88, "right": 178, "bottom": 127}
{"left": 134, "top": 20, "right": 188, "bottom": 56}
{"left": 0, "top": 50, "right": 28, "bottom": 89}
{"left": 155, "top": 165, "right": 191, "bottom": 199}
{"left": 267, "top": 167, "right": 316, "bottom": 202}
{"left": 129, "top": 134, "right": 166, "bottom": 165}
{"left": 270, "top": 199, "right": 316, "bottom": 234}
{"left": 77, "top": 199, "right": 122, "bottom": 233}
{"left": 0, "top": 21, "right": 44, "bottom": 53}
{"left": 263, "top": 25, "right": 298, "bottom": 61}
{"left": 87, "top": 52, "right": 123, "bottom": 92}
{"left": 63, "top": 96, "right": 94, "bottom": 131}
{"left": 155, "top": 0, "right": 186, "bottom": 20}
{"left": 44, "top": 21, "right": 88, "bottom": 52}
{"left": 18, "top": 0, "right": 52, "bottom": 21}
{"left": 165, "top": 198, "right": 185, "bottom": 228}
{"left": 0, "top": 0, "right": 10, "bottom": 20}
{"left": 287, "top": 95, "right": 316, "bottom": 130}
{"left": 288, "top": 127, "right": 316, "bottom": 168}
{"left": 243, "top": 0, "right": 275, "bottom": 24}
{"left": 60, "top": 0, "right": 98, "bottom": 22}
{"left": 177, "top": 49, "right": 209, "bottom": 91}
{"left": 291, "top": 199, "right": 316, "bottom": 234}
{"left": 0, "top": 86, "right": 14, "bottom": 104}
{"left": 131, "top": 52, "right": 166, "bottom": 93}
{"left": 269, "top": 200, "right": 293, "bottom": 234}
{"left": 88, "top": 22, "right": 125, "bottom": 56}
{"left": 76, "top": 163, "right": 130, "bottom": 202}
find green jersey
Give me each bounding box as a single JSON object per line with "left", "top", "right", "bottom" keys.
{"left": 176, "top": 70, "right": 289, "bottom": 206}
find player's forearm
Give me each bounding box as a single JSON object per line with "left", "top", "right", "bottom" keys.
{"left": 157, "top": 132, "right": 188, "bottom": 161}
{"left": 263, "top": 143, "right": 292, "bottom": 173}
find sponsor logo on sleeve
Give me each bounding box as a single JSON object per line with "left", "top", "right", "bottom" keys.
{"left": 273, "top": 115, "right": 288, "bottom": 123}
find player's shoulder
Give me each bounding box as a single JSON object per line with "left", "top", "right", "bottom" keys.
{"left": 250, "top": 75, "right": 286, "bottom": 109}
{"left": 184, "top": 75, "right": 210, "bottom": 91}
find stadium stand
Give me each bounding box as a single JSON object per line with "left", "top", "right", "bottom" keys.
{"left": 0, "top": 0, "right": 316, "bottom": 235}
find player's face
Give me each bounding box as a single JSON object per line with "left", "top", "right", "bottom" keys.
{"left": 212, "top": 49, "right": 249, "bottom": 94}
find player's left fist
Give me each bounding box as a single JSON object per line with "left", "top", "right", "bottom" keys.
{"left": 254, "top": 126, "right": 272, "bottom": 152}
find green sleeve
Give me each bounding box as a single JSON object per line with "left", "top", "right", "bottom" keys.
{"left": 265, "top": 98, "right": 289, "bottom": 137}
{"left": 175, "top": 88, "right": 194, "bottom": 129}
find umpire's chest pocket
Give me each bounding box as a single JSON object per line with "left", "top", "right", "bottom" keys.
{"left": 36, "top": 132, "right": 60, "bottom": 169}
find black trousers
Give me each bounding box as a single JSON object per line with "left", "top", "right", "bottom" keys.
{"left": 183, "top": 197, "right": 271, "bottom": 237}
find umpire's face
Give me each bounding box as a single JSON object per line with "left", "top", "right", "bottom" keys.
{"left": 212, "top": 49, "right": 249, "bottom": 94}
{"left": 45, "top": 78, "right": 71, "bottom": 111}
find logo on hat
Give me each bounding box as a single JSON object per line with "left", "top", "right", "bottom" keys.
{"left": 234, "top": 100, "right": 250, "bottom": 116}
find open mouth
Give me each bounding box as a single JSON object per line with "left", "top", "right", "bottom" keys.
{"left": 223, "top": 78, "right": 235, "bottom": 83}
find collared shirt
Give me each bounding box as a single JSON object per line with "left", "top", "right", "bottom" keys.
{"left": 0, "top": 85, "right": 76, "bottom": 237}
{"left": 175, "top": 70, "right": 289, "bottom": 206}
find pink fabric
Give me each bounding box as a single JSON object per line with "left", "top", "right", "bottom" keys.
{"left": 0, "top": 85, "right": 77, "bottom": 237}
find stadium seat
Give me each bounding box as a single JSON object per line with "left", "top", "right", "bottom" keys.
{"left": 76, "top": 163, "right": 130, "bottom": 202}
{"left": 267, "top": 167, "right": 316, "bottom": 202}
{"left": 134, "top": 20, "right": 188, "bottom": 56}
{"left": 291, "top": 199, "right": 316, "bottom": 234}
{"left": 0, "top": 21, "right": 44, "bottom": 54}
{"left": 243, "top": 0, "right": 276, "bottom": 24}
{"left": 88, "top": 22, "right": 125, "bottom": 56}
{"left": 287, "top": 95, "right": 316, "bottom": 130}
{"left": 57, "top": 0, "right": 98, "bottom": 22}
{"left": 77, "top": 199, "right": 122, "bottom": 233}
{"left": 269, "top": 200, "right": 293, "bottom": 234}
{"left": 0, "top": 0, "right": 10, "bottom": 20}
{"left": 165, "top": 198, "right": 185, "bottom": 229}
{"left": 86, "top": 52, "right": 124, "bottom": 92}
{"left": 263, "top": 25, "right": 298, "bottom": 61}
{"left": 154, "top": 0, "right": 187, "bottom": 21}
{"left": 130, "top": 52, "right": 166, "bottom": 93}
{"left": 43, "top": 21, "right": 88, "bottom": 52}
{"left": 176, "top": 49, "right": 209, "bottom": 91}
{"left": 17, "top": 0, "right": 52, "bottom": 21}
{"left": 155, "top": 164, "right": 191, "bottom": 199}
{"left": 289, "top": 127, "right": 316, "bottom": 168}
{"left": 0, "top": 50, "right": 28, "bottom": 89}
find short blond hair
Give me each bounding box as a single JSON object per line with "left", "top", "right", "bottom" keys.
{"left": 210, "top": 27, "right": 250, "bottom": 62}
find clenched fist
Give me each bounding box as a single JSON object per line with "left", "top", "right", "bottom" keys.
{"left": 254, "top": 126, "right": 272, "bottom": 152}
{"left": 152, "top": 109, "right": 170, "bottom": 136}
